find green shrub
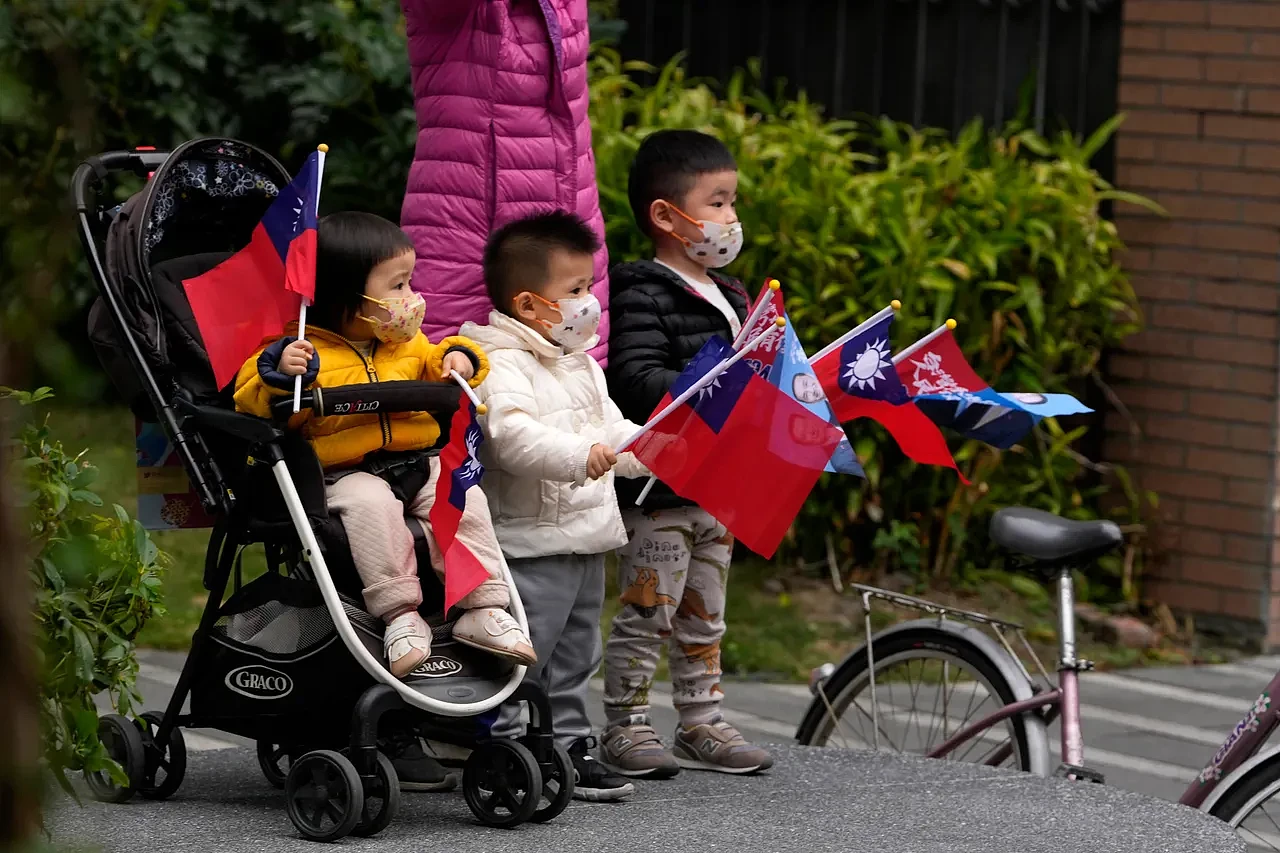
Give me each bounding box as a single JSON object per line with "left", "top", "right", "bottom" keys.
{"left": 590, "top": 49, "right": 1159, "bottom": 601}
{"left": 2, "top": 387, "right": 165, "bottom": 793}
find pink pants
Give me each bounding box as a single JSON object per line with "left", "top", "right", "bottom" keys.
{"left": 325, "top": 458, "right": 509, "bottom": 620}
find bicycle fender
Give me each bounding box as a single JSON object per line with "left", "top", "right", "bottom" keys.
{"left": 795, "top": 618, "right": 1053, "bottom": 777}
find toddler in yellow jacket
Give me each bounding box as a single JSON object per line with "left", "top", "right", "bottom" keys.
{"left": 234, "top": 211, "right": 534, "bottom": 680}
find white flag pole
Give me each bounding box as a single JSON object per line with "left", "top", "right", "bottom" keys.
{"left": 293, "top": 143, "right": 328, "bottom": 414}
{"left": 616, "top": 318, "right": 785, "bottom": 455}
{"left": 892, "top": 318, "right": 957, "bottom": 365}
{"left": 809, "top": 299, "right": 902, "bottom": 365}
{"left": 634, "top": 281, "right": 781, "bottom": 504}
{"left": 450, "top": 370, "right": 487, "bottom": 415}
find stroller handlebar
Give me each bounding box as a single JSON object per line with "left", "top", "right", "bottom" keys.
{"left": 71, "top": 149, "right": 171, "bottom": 213}
{"left": 270, "top": 381, "right": 465, "bottom": 422}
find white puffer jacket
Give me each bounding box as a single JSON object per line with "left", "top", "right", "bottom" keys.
{"left": 460, "top": 312, "right": 648, "bottom": 559}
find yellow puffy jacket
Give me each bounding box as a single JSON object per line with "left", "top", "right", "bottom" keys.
{"left": 233, "top": 324, "right": 489, "bottom": 469}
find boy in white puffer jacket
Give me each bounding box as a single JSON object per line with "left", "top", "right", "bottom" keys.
{"left": 459, "top": 212, "right": 648, "bottom": 803}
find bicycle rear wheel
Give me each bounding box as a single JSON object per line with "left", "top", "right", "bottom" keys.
{"left": 797, "top": 627, "right": 1035, "bottom": 772}
{"left": 1209, "top": 754, "right": 1280, "bottom": 851}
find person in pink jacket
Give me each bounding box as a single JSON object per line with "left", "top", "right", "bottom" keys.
{"left": 399, "top": 0, "right": 611, "bottom": 364}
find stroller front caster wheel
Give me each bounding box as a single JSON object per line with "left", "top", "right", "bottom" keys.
{"left": 84, "top": 714, "right": 147, "bottom": 804}
{"left": 284, "top": 750, "right": 365, "bottom": 842}
{"left": 462, "top": 740, "right": 543, "bottom": 828}
{"left": 257, "top": 740, "right": 297, "bottom": 790}
{"left": 352, "top": 751, "right": 401, "bottom": 838}
{"left": 136, "top": 711, "right": 187, "bottom": 800}
{"left": 530, "top": 742, "right": 574, "bottom": 823}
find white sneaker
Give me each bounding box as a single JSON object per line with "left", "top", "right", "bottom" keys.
{"left": 384, "top": 611, "right": 432, "bottom": 679}
{"left": 451, "top": 608, "right": 536, "bottom": 665}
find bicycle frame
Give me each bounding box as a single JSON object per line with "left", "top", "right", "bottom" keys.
{"left": 1178, "top": 675, "right": 1280, "bottom": 809}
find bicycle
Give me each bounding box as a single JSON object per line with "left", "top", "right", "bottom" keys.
{"left": 795, "top": 505, "right": 1280, "bottom": 851}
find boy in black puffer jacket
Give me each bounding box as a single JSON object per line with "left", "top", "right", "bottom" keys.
{"left": 599, "top": 130, "right": 774, "bottom": 778}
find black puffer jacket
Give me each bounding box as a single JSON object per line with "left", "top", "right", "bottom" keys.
{"left": 606, "top": 260, "right": 750, "bottom": 510}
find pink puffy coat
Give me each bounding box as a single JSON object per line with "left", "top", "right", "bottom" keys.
{"left": 399, "top": 0, "right": 610, "bottom": 364}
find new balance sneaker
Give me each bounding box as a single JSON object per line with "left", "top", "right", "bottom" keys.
{"left": 567, "top": 737, "right": 635, "bottom": 802}
{"left": 600, "top": 715, "right": 680, "bottom": 779}
{"left": 379, "top": 734, "right": 457, "bottom": 792}
{"left": 384, "top": 611, "right": 432, "bottom": 679}
{"left": 451, "top": 608, "right": 537, "bottom": 665}
{"left": 673, "top": 718, "right": 774, "bottom": 775}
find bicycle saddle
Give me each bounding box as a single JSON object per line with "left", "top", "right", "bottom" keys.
{"left": 989, "top": 506, "right": 1123, "bottom": 565}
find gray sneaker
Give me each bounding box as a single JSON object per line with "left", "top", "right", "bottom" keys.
{"left": 673, "top": 718, "right": 774, "bottom": 775}
{"left": 600, "top": 715, "right": 681, "bottom": 779}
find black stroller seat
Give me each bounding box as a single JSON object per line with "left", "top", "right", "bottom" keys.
{"left": 73, "top": 139, "right": 571, "bottom": 839}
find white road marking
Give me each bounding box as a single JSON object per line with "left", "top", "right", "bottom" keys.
{"left": 1083, "top": 671, "right": 1250, "bottom": 713}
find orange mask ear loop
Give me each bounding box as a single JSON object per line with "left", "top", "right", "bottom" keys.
{"left": 515, "top": 292, "right": 563, "bottom": 330}
{"left": 663, "top": 202, "right": 704, "bottom": 247}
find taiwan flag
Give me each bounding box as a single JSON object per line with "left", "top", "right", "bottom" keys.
{"left": 432, "top": 398, "right": 492, "bottom": 612}
{"left": 896, "top": 329, "right": 1092, "bottom": 449}
{"left": 184, "top": 149, "right": 323, "bottom": 389}
{"left": 630, "top": 337, "right": 844, "bottom": 558}
{"left": 811, "top": 313, "right": 967, "bottom": 482}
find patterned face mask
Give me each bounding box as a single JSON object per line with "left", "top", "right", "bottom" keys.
{"left": 359, "top": 292, "right": 426, "bottom": 344}
{"left": 668, "top": 204, "right": 744, "bottom": 268}
{"left": 529, "top": 292, "right": 601, "bottom": 350}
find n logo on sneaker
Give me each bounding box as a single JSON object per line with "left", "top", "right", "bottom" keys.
{"left": 701, "top": 738, "right": 721, "bottom": 754}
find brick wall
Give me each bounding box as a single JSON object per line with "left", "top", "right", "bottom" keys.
{"left": 1110, "top": 0, "right": 1280, "bottom": 646}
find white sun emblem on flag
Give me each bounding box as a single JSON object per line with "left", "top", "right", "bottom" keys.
{"left": 290, "top": 193, "right": 305, "bottom": 234}
{"left": 695, "top": 374, "right": 722, "bottom": 402}
{"left": 843, "top": 338, "right": 892, "bottom": 390}
{"left": 461, "top": 426, "right": 484, "bottom": 480}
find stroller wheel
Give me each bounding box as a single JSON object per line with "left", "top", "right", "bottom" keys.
{"left": 284, "top": 750, "right": 365, "bottom": 842}
{"left": 462, "top": 740, "right": 543, "bottom": 828}
{"left": 85, "top": 714, "right": 146, "bottom": 804}
{"left": 257, "top": 740, "right": 296, "bottom": 790}
{"left": 352, "top": 751, "right": 401, "bottom": 838}
{"left": 529, "top": 742, "right": 574, "bottom": 823}
{"left": 136, "top": 711, "right": 187, "bottom": 800}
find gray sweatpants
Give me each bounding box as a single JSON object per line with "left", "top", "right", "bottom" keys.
{"left": 490, "top": 553, "right": 606, "bottom": 747}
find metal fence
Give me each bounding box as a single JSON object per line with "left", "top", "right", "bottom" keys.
{"left": 615, "top": 0, "right": 1122, "bottom": 174}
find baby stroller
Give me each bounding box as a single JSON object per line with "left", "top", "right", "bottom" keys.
{"left": 73, "top": 138, "right": 571, "bottom": 840}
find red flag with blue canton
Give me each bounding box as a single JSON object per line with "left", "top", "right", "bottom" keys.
{"left": 432, "top": 398, "right": 492, "bottom": 612}
{"left": 895, "top": 329, "right": 1092, "bottom": 450}
{"left": 183, "top": 150, "right": 322, "bottom": 389}
{"left": 811, "top": 313, "right": 968, "bottom": 482}
{"left": 630, "top": 337, "right": 844, "bottom": 558}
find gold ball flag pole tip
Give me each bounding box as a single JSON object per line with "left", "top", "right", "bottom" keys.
{"left": 891, "top": 299, "right": 902, "bottom": 310}
{"left": 476, "top": 403, "right": 488, "bottom": 416}
{"left": 946, "top": 318, "right": 957, "bottom": 330}
{"left": 318, "top": 143, "right": 329, "bottom": 153}
{"left": 768, "top": 279, "right": 781, "bottom": 290}
{"left": 774, "top": 316, "right": 787, "bottom": 328}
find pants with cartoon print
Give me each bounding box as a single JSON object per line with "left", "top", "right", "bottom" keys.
{"left": 603, "top": 506, "right": 733, "bottom": 728}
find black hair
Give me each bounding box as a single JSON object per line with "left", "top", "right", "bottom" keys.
{"left": 483, "top": 211, "right": 600, "bottom": 314}
{"left": 627, "top": 129, "right": 737, "bottom": 239}
{"left": 310, "top": 211, "right": 414, "bottom": 333}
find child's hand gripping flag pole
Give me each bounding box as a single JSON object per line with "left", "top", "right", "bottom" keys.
{"left": 634, "top": 278, "right": 782, "bottom": 505}
{"left": 892, "top": 321, "right": 1092, "bottom": 449}
{"left": 292, "top": 144, "right": 328, "bottom": 414}
{"left": 183, "top": 143, "right": 326, "bottom": 393}
{"left": 617, "top": 316, "right": 786, "bottom": 455}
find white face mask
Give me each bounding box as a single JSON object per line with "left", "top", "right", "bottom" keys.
{"left": 536, "top": 293, "right": 601, "bottom": 350}
{"left": 670, "top": 204, "right": 744, "bottom": 268}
